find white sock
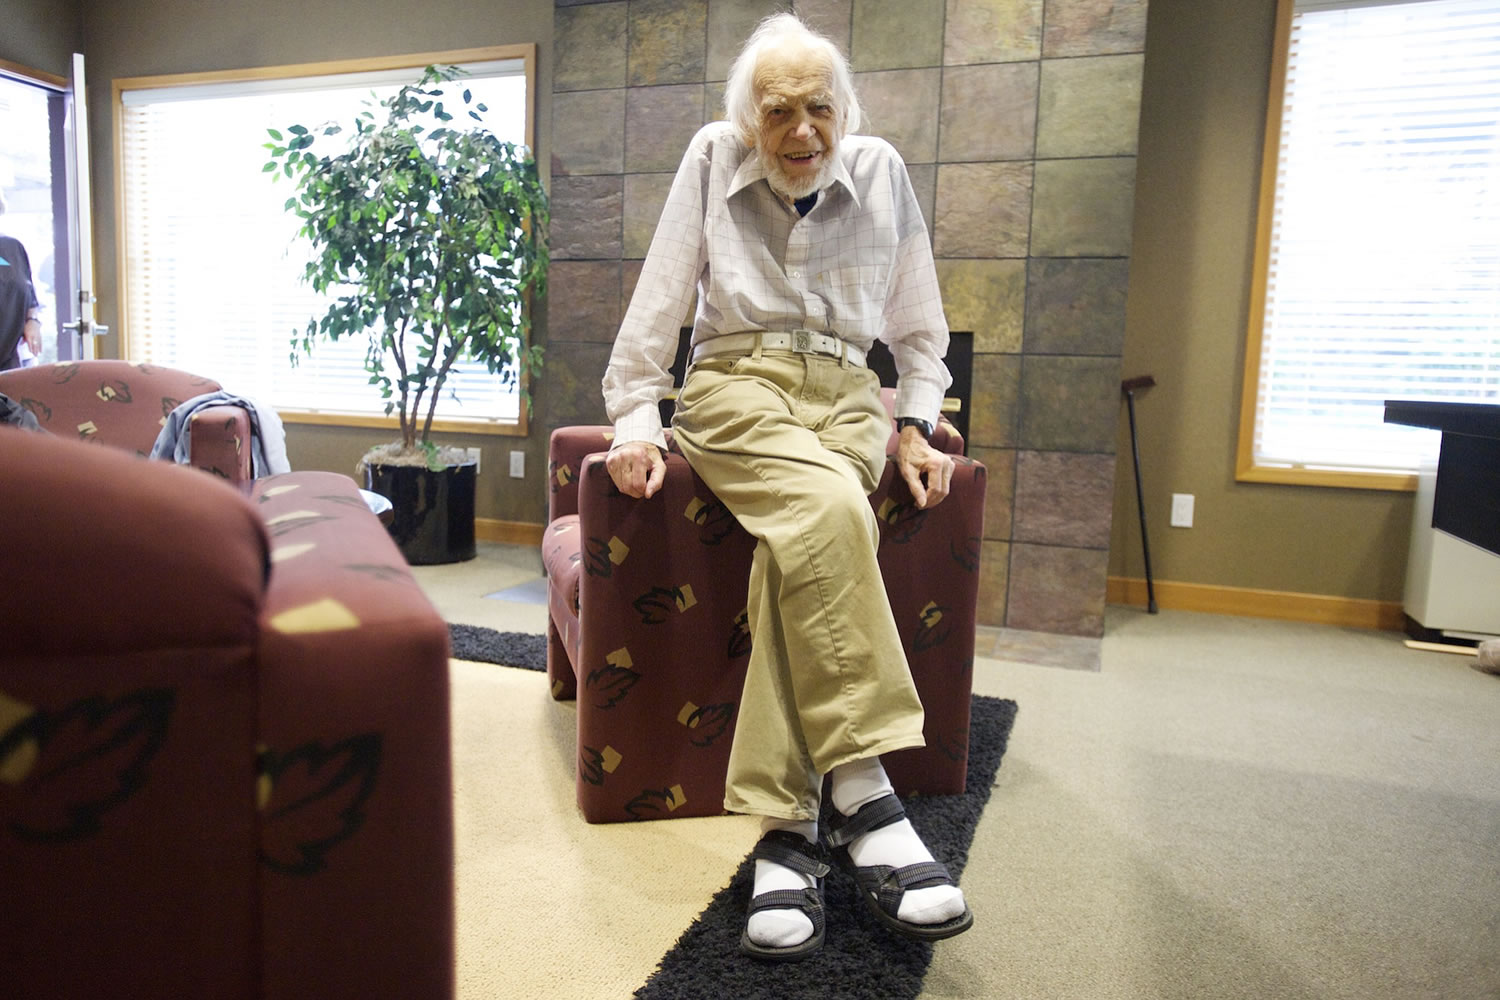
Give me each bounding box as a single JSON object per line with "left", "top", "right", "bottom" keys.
{"left": 746, "top": 817, "right": 819, "bottom": 949}
{"left": 830, "top": 758, "right": 967, "bottom": 925}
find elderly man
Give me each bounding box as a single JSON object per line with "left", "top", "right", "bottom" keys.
{"left": 602, "top": 13, "right": 971, "bottom": 961}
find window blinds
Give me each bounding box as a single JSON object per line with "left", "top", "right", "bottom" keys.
{"left": 1254, "top": 0, "right": 1500, "bottom": 473}
{"left": 118, "top": 62, "right": 529, "bottom": 422}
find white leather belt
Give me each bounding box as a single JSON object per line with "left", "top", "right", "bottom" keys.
{"left": 689, "top": 330, "right": 867, "bottom": 367}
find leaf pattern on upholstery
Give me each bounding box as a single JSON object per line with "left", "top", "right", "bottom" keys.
{"left": 624, "top": 784, "right": 686, "bottom": 820}
{"left": 633, "top": 585, "right": 691, "bottom": 624}
{"left": 583, "top": 536, "right": 614, "bottom": 578}
{"left": 877, "top": 497, "right": 928, "bottom": 543}
{"left": 680, "top": 702, "right": 735, "bottom": 747}
{"left": 586, "top": 664, "right": 641, "bottom": 709}
{"left": 683, "top": 495, "right": 737, "bottom": 544}
{"left": 727, "top": 610, "right": 752, "bottom": 660}
{"left": 258, "top": 732, "right": 382, "bottom": 876}
{"left": 94, "top": 379, "right": 132, "bottom": 404}
{"left": 0, "top": 688, "right": 175, "bottom": 842}
{"left": 951, "top": 535, "right": 980, "bottom": 573}
{"left": 913, "top": 601, "right": 953, "bottom": 652}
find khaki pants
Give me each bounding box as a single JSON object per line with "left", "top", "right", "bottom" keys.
{"left": 671, "top": 348, "right": 926, "bottom": 821}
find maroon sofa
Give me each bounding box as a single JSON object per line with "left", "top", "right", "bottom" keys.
{"left": 0, "top": 362, "right": 453, "bottom": 1000}
{"left": 544, "top": 399, "right": 986, "bottom": 823}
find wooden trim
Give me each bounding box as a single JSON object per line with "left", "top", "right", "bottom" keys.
{"left": 1234, "top": 464, "right": 1416, "bottom": 493}
{"left": 476, "top": 517, "right": 543, "bottom": 546}
{"left": 111, "top": 45, "right": 536, "bottom": 93}
{"left": 1107, "top": 575, "right": 1405, "bottom": 631}
{"left": 281, "top": 409, "right": 525, "bottom": 437}
{"left": 0, "top": 58, "right": 67, "bottom": 90}
{"left": 1235, "top": 0, "right": 1295, "bottom": 486}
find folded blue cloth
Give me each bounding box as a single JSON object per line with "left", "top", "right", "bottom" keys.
{"left": 150, "top": 390, "right": 291, "bottom": 478}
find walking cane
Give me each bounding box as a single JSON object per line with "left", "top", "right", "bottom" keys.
{"left": 1121, "top": 375, "right": 1158, "bottom": 614}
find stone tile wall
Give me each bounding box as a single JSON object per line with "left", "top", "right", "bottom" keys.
{"left": 544, "top": 0, "right": 1147, "bottom": 637}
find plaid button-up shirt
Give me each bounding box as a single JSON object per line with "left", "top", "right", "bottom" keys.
{"left": 602, "top": 121, "right": 951, "bottom": 449}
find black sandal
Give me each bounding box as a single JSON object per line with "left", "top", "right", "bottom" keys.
{"left": 738, "top": 830, "right": 831, "bottom": 962}
{"left": 824, "top": 794, "right": 975, "bottom": 941}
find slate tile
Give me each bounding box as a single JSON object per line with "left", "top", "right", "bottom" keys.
{"left": 855, "top": 68, "right": 941, "bottom": 164}
{"left": 550, "top": 89, "right": 625, "bottom": 176}
{"left": 938, "top": 62, "right": 1038, "bottom": 163}
{"left": 1042, "top": 0, "right": 1148, "bottom": 57}
{"left": 546, "top": 260, "right": 622, "bottom": 343}
{"left": 555, "top": 3, "right": 628, "bottom": 92}
{"left": 937, "top": 259, "right": 1024, "bottom": 354}
{"left": 1012, "top": 449, "right": 1116, "bottom": 548}
{"left": 1018, "top": 355, "right": 1122, "bottom": 453}
{"left": 1030, "top": 157, "right": 1136, "bottom": 258}
{"left": 944, "top": 0, "right": 1042, "bottom": 66}
{"left": 629, "top": 0, "right": 709, "bottom": 86}
{"left": 549, "top": 175, "right": 623, "bottom": 259}
{"left": 1036, "top": 53, "right": 1143, "bottom": 158}
{"left": 851, "top": 0, "right": 944, "bottom": 70}
{"left": 967, "top": 352, "right": 1021, "bottom": 449}
{"left": 626, "top": 84, "right": 706, "bottom": 173}
{"left": 933, "top": 162, "right": 1032, "bottom": 259}
{"left": 1023, "top": 257, "right": 1129, "bottom": 356}
{"left": 1006, "top": 542, "right": 1107, "bottom": 636}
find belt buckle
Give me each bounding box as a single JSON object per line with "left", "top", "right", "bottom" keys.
{"left": 792, "top": 330, "right": 814, "bottom": 354}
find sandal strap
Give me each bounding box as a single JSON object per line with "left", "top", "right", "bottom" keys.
{"left": 855, "top": 860, "right": 957, "bottom": 919}
{"left": 823, "top": 793, "right": 907, "bottom": 848}
{"left": 751, "top": 830, "right": 830, "bottom": 878}
{"left": 746, "top": 886, "right": 826, "bottom": 934}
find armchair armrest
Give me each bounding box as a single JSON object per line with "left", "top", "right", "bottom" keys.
{"left": 187, "top": 403, "right": 254, "bottom": 488}
{"left": 0, "top": 427, "right": 270, "bottom": 659}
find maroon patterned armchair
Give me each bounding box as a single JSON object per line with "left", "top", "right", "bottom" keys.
{"left": 544, "top": 399, "right": 986, "bottom": 823}
{"left": 0, "top": 367, "right": 453, "bottom": 998}
{"left": 0, "top": 359, "right": 257, "bottom": 487}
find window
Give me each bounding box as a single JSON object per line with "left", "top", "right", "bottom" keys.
{"left": 115, "top": 48, "right": 534, "bottom": 431}
{"left": 1238, "top": 0, "right": 1500, "bottom": 489}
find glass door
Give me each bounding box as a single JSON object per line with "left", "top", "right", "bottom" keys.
{"left": 0, "top": 54, "right": 94, "bottom": 366}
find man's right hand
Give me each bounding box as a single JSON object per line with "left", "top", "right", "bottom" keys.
{"left": 605, "top": 441, "right": 666, "bottom": 499}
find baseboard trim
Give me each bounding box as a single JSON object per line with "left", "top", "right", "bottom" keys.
{"left": 1107, "top": 576, "right": 1404, "bottom": 631}
{"left": 476, "top": 518, "right": 544, "bottom": 546}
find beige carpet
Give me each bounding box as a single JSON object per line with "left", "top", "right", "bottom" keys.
{"left": 450, "top": 658, "right": 758, "bottom": 999}
{"left": 426, "top": 546, "right": 1500, "bottom": 1000}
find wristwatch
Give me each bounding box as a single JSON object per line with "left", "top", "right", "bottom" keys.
{"left": 896, "top": 416, "right": 933, "bottom": 439}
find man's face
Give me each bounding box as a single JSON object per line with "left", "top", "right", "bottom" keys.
{"left": 753, "top": 44, "right": 841, "bottom": 200}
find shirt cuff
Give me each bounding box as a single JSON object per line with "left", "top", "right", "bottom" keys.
{"left": 611, "top": 401, "right": 668, "bottom": 451}
{"left": 893, "top": 380, "right": 945, "bottom": 430}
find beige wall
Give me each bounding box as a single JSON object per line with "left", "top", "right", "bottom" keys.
{"left": 0, "top": 0, "right": 81, "bottom": 78}
{"left": 1110, "top": 0, "right": 1414, "bottom": 604}
{"left": 76, "top": 0, "right": 557, "bottom": 524}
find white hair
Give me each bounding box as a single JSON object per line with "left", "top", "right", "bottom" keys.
{"left": 723, "top": 12, "right": 861, "bottom": 147}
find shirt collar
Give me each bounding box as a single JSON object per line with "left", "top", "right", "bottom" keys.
{"left": 727, "top": 142, "right": 861, "bottom": 211}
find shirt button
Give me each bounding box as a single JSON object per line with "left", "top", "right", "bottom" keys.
{"left": 790, "top": 270, "right": 802, "bottom": 278}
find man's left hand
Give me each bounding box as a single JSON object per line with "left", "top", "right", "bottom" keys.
{"left": 896, "top": 426, "right": 954, "bottom": 509}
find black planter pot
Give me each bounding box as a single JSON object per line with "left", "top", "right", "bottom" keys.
{"left": 365, "top": 460, "right": 478, "bottom": 565}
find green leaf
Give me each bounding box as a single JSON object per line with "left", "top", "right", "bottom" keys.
{"left": 263, "top": 162, "right": 278, "bottom": 172}
{"left": 289, "top": 124, "right": 308, "bottom": 135}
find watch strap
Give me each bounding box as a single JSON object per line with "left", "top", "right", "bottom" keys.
{"left": 896, "top": 416, "right": 933, "bottom": 439}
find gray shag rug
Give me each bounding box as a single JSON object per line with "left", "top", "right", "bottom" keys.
{"left": 447, "top": 623, "right": 546, "bottom": 671}
{"left": 445, "top": 622, "right": 1018, "bottom": 999}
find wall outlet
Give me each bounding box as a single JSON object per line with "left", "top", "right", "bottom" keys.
{"left": 1170, "top": 492, "right": 1195, "bottom": 528}
{"left": 462, "top": 447, "right": 481, "bottom": 474}
{"left": 509, "top": 450, "right": 526, "bottom": 479}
